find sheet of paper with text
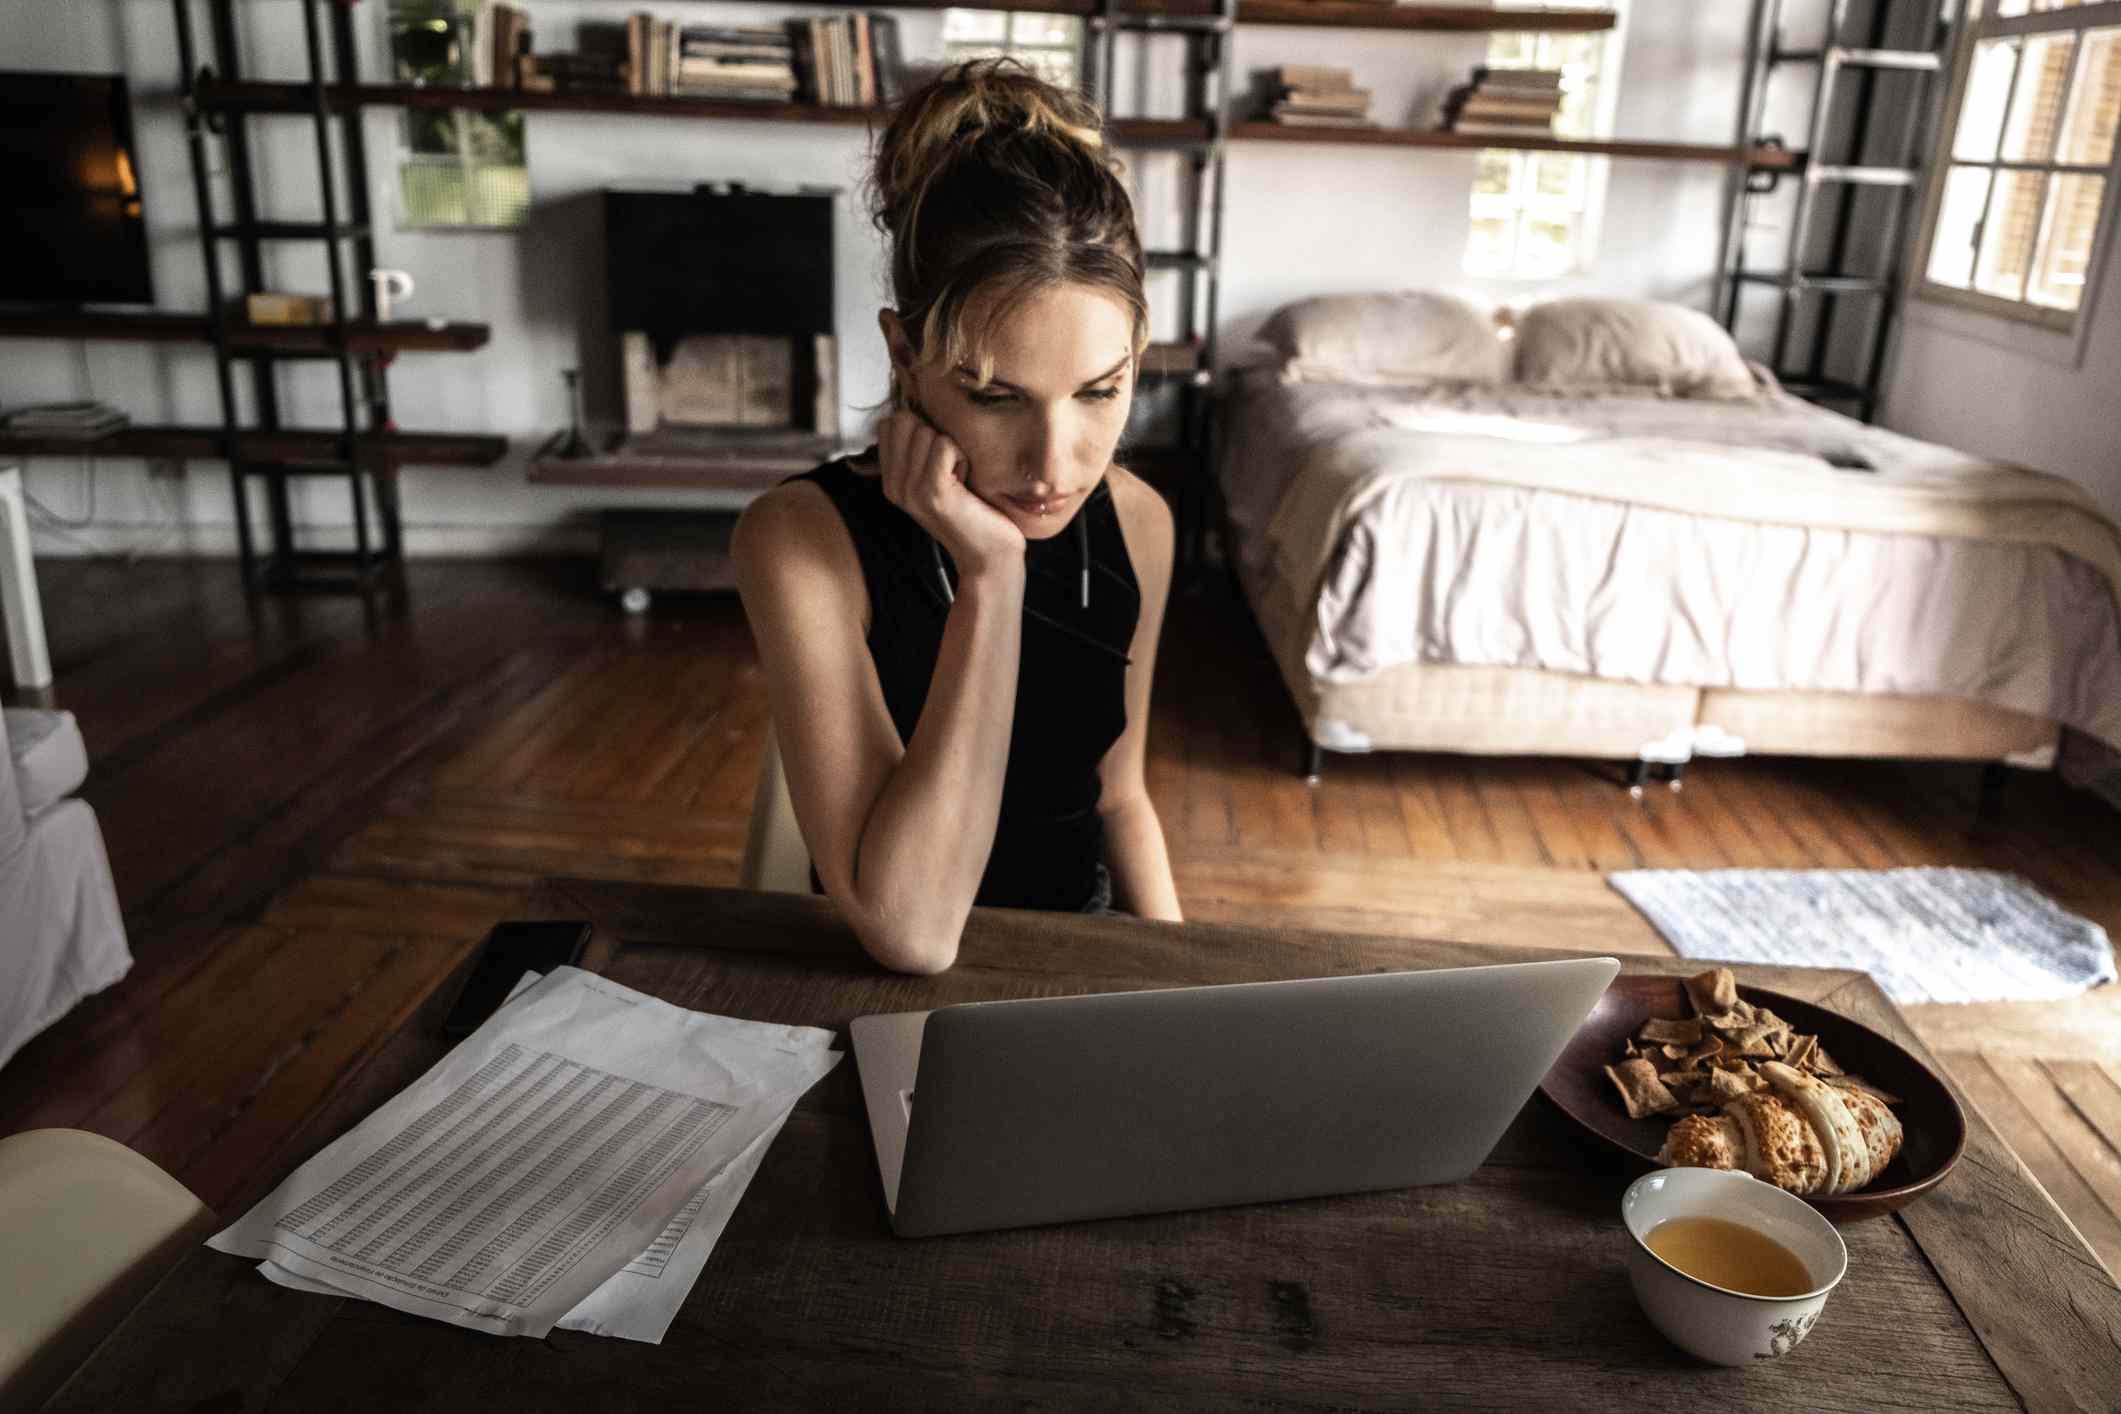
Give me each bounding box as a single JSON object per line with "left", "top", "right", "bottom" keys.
{"left": 210, "top": 966, "right": 839, "bottom": 1339}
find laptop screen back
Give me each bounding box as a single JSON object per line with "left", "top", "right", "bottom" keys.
{"left": 885, "top": 956, "right": 1618, "bottom": 1237}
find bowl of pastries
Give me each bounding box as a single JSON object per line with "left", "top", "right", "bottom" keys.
{"left": 1539, "top": 967, "right": 1967, "bottom": 1220}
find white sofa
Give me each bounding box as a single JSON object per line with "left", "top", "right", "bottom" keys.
{"left": 0, "top": 708, "right": 129, "bottom": 1073}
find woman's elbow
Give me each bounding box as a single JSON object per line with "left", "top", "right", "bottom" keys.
{"left": 861, "top": 924, "right": 960, "bottom": 976}
{"left": 878, "top": 940, "right": 959, "bottom": 976}
{"left": 835, "top": 893, "right": 964, "bottom": 975}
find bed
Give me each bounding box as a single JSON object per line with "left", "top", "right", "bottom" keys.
{"left": 1212, "top": 292, "right": 2121, "bottom": 788}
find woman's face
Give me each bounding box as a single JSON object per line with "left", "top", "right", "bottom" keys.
{"left": 881, "top": 283, "right": 1137, "bottom": 541}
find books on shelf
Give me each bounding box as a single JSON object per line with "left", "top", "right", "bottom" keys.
{"left": 1473, "top": 65, "right": 1565, "bottom": 91}
{"left": 464, "top": 7, "right": 901, "bottom": 108}
{"left": 624, "top": 14, "right": 681, "bottom": 97}
{"left": 533, "top": 49, "right": 632, "bottom": 95}
{"left": 1270, "top": 113, "right": 1382, "bottom": 128}
{"left": 1449, "top": 120, "right": 1565, "bottom": 137}
{"left": 1263, "top": 64, "right": 1373, "bottom": 126}
{"left": 1440, "top": 66, "right": 1565, "bottom": 136}
{"left": 483, "top": 4, "right": 531, "bottom": 91}
{"left": 782, "top": 13, "right": 901, "bottom": 108}
{"left": 673, "top": 20, "right": 797, "bottom": 99}
{"left": 870, "top": 15, "right": 904, "bottom": 106}
{"left": 244, "top": 292, "right": 334, "bottom": 326}
{"left": 1273, "top": 64, "right": 1357, "bottom": 92}
{"left": 1275, "top": 89, "right": 1374, "bottom": 113}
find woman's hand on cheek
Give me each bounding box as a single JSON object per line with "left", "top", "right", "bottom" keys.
{"left": 878, "top": 405, "right": 1026, "bottom": 583}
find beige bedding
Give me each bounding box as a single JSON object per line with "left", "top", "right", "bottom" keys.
{"left": 1216, "top": 369, "right": 2121, "bottom": 756}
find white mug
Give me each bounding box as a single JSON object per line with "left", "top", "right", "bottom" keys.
{"left": 370, "top": 268, "right": 416, "bottom": 322}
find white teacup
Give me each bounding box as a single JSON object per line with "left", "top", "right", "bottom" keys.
{"left": 1621, "top": 1167, "right": 1848, "bottom": 1365}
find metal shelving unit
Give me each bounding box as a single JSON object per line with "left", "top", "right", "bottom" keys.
{"left": 1716, "top": 0, "right": 1960, "bottom": 423}
{"left": 175, "top": 0, "right": 403, "bottom": 592}
{"left": 1082, "top": 0, "right": 1236, "bottom": 574}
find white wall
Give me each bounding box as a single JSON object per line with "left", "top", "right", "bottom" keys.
{"left": 2, "top": 0, "right": 1750, "bottom": 557}
{"left": 1880, "top": 263, "right": 2121, "bottom": 529}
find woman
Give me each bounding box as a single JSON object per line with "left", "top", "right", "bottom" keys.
{"left": 732, "top": 57, "right": 1182, "bottom": 975}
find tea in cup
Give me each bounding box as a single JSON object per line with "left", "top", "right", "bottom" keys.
{"left": 1621, "top": 1167, "right": 1848, "bottom": 1364}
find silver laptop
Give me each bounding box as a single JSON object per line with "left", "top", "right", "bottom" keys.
{"left": 850, "top": 955, "right": 1619, "bottom": 1237}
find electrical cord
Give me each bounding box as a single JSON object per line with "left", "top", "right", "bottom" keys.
{"left": 15, "top": 341, "right": 186, "bottom": 564}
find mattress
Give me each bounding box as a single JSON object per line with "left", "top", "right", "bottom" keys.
{"left": 1215, "top": 369, "right": 2121, "bottom": 757}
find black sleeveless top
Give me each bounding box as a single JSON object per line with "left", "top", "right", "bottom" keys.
{"left": 789, "top": 451, "right": 1141, "bottom": 912}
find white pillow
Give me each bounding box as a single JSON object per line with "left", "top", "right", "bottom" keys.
{"left": 1255, "top": 290, "right": 1509, "bottom": 387}
{"left": 1512, "top": 297, "right": 1759, "bottom": 399}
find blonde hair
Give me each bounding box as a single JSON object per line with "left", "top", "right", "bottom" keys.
{"left": 860, "top": 56, "right": 1149, "bottom": 412}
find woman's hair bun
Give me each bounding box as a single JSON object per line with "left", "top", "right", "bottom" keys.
{"left": 867, "top": 56, "right": 1120, "bottom": 242}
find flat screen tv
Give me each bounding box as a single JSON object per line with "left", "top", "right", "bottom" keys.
{"left": 0, "top": 72, "right": 154, "bottom": 306}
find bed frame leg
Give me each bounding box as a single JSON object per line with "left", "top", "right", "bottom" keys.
{"left": 1627, "top": 760, "right": 1650, "bottom": 801}
{"left": 1978, "top": 762, "right": 2010, "bottom": 823}
{"left": 1302, "top": 738, "right": 1324, "bottom": 786}
{"left": 1663, "top": 761, "right": 1687, "bottom": 794}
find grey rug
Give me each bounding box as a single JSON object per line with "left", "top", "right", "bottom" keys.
{"left": 1607, "top": 867, "right": 2118, "bottom": 1006}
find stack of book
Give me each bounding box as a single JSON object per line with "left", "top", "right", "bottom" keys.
{"left": 482, "top": 4, "right": 533, "bottom": 89}
{"left": 783, "top": 13, "right": 904, "bottom": 108}
{"left": 1440, "top": 67, "right": 1565, "bottom": 137}
{"left": 626, "top": 14, "right": 678, "bottom": 96}
{"left": 674, "top": 25, "right": 800, "bottom": 102}
{"left": 1262, "top": 65, "right": 1375, "bottom": 128}
{"left": 2, "top": 401, "right": 129, "bottom": 441}
{"left": 467, "top": 6, "right": 902, "bottom": 107}
{"left": 531, "top": 45, "right": 631, "bottom": 95}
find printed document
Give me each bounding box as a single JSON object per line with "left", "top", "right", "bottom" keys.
{"left": 209, "top": 966, "right": 840, "bottom": 1339}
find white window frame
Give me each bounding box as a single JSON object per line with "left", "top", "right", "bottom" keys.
{"left": 1911, "top": 0, "right": 2121, "bottom": 346}
{"left": 940, "top": 10, "right": 1084, "bottom": 92}
{"left": 1463, "top": 1, "right": 1631, "bottom": 280}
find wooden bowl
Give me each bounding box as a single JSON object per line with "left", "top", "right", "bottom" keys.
{"left": 1539, "top": 974, "right": 1967, "bottom": 1221}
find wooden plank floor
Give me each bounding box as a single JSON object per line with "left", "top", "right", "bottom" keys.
{"left": 5, "top": 558, "right": 2120, "bottom": 1276}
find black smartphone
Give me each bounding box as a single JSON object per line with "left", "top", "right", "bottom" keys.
{"left": 441, "top": 920, "right": 592, "bottom": 1038}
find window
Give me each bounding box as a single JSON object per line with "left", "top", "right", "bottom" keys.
{"left": 1917, "top": 0, "right": 2121, "bottom": 328}
{"left": 1464, "top": 1, "right": 1628, "bottom": 279}
{"left": 387, "top": 0, "right": 530, "bottom": 229}
{"left": 940, "top": 10, "right": 1083, "bottom": 92}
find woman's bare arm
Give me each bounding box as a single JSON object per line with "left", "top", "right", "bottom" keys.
{"left": 736, "top": 407, "right": 1030, "bottom": 973}
{"left": 733, "top": 481, "right": 1023, "bottom": 974}
{"left": 1096, "top": 468, "right": 1183, "bottom": 921}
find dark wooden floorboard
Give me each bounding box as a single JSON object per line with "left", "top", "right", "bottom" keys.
{"left": 4, "top": 559, "right": 2119, "bottom": 1275}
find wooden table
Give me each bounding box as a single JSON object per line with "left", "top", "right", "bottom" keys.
{"left": 50, "top": 881, "right": 2121, "bottom": 1412}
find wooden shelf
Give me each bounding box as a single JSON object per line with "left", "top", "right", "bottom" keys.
{"left": 1215, "top": 1, "right": 1613, "bottom": 31}
{"left": 1233, "top": 123, "right": 1801, "bottom": 167}
{"left": 190, "top": 0, "right": 1612, "bottom": 84}
{"left": 197, "top": 80, "right": 1787, "bottom": 167}
{"left": 204, "top": 79, "right": 883, "bottom": 124}
{"left": 0, "top": 309, "right": 491, "bottom": 354}
{"left": 0, "top": 425, "right": 507, "bottom": 467}
{"left": 203, "top": 80, "right": 1212, "bottom": 148}
{"left": 225, "top": 320, "right": 492, "bottom": 355}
